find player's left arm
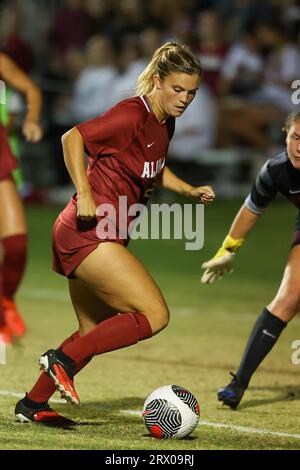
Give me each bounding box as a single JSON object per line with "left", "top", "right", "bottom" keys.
{"left": 157, "top": 166, "right": 215, "bottom": 204}
{"left": 0, "top": 53, "right": 42, "bottom": 142}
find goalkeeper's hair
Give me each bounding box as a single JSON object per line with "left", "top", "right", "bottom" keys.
{"left": 136, "top": 42, "right": 202, "bottom": 96}
{"left": 283, "top": 111, "right": 300, "bottom": 133}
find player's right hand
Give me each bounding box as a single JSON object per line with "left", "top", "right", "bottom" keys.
{"left": 201, "top": 248, "right": 235, "bottom": 284}
{"left": 22, "top": 120, "right": 43, "bottom": 143}
{"left": 76, "top": 190, "right": 97, "bottom": 221}
{"left": 201, "top": 234, "right": 244, "bottom": 284}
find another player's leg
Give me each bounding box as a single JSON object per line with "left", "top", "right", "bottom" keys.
{"left": 39, "top": 242, "right": 169, "bottom": 405}
{"left": 0, "top": 241, "right": 12, "bottom": 344}
{"left": 15, "top": 280, "right": 115, "bottom": 422}
{"left": 218, "top": 244, "right": 300, "bottom": 409}
{"left": 0, "top": 178, "right": 27, "bottom": 338}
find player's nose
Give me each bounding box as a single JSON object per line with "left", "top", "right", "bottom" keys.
{"left": 179, "top": 92, "right": 189, "bottom": 105}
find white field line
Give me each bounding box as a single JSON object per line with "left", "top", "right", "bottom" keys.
{"left": 19, "top": 288, "right": 300, "bottom": 323}
{"left": 20, "top": 288, "right": 267, "bottom": 323}
{"left": 122, "top": 410, "right": 300, "bottom": 440}
{"left": 1, "top": 389, "right": 300, "bottom": 440}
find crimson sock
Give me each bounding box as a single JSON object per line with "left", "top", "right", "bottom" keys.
{"left": 2, "top": 234, "right": 27, "bottom": 299}
{"left": 62, "top": 313, "right": 152, "bottom": 364}
{"left": 27, "top": 331, "right": 91, "bottom": 403}
{"left": 27, "top": 313, "right": 152, "bottom": 403}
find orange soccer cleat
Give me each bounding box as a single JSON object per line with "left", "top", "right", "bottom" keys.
{"left": 39, "top": 349, "right": 80, "bottom": 406}
{"left": 15, "top": 395, "right": 77, "bottom": 426}
{"left": 3, "top": 298, "right": 26, "bottom": 337}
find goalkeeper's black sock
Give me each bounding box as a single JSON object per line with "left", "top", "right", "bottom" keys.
{"left": 235, "top": 308, "right": 287, "bottom": 388}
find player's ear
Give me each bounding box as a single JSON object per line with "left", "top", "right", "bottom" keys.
{"left": 153, "top": 74, "right": 162, "bottom": 91}
{"left": 285, "top": 130, "right": 289, "bottom": 146}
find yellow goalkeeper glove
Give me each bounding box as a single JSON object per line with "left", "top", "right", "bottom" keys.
{"left": 201, "top": 235, "right": 244, "bottom": 284}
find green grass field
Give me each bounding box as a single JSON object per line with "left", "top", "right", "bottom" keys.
{"left": 0, "top": 199, "right": 300, "bottom": 450}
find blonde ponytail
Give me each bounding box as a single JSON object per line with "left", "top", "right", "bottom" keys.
{"left": 136, "top": 42, "right": 202, "bottom": 96}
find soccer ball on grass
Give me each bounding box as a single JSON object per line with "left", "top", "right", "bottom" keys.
{"left": 142, "top": 385, "right": 200, "bottom": 439}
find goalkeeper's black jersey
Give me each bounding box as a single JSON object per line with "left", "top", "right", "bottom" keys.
{"left": 245, "top": 152, "right": 300, "bottom": 214}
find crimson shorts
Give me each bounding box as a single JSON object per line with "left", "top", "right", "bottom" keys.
{"left": 52, "top": 217, "right": 126, "bottom": 278}
{"left": 0, "top": 123, "right": 18, "bottom": 181}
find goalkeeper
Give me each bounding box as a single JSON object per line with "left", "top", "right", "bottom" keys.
{"left": 201, "top": 110, "right": 300, "bottom": 409}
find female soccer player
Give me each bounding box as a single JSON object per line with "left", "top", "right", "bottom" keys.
{"left": 15, "top": 42, "right": 215, "bottom": 423}
{"left": 0, "top": 53, "right": 42, "bottom": 345}
{"left": 201, "top": 111, "right": 300, "bottom": 409}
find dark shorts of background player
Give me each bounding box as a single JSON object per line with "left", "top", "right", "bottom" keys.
{"left": 0, "top": 123, "right": 18, "bottom": 181}
{"left": 52, "top": 217, "right": 127, "bottom": 279}
{"left": 292, "top": 210, "right": 300, "bottom": 248}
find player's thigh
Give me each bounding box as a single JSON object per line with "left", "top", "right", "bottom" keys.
{"left": 0, "top": 178, "right": 26, "bottom": 237}
{"left": 68, "top": 278, "right": 117, "bottom": 335}
{"left": 268, "top": 244, "right": 300, "bottom": 320}
{"left": 74, "top": 242, "right": 169, "bottom": 332}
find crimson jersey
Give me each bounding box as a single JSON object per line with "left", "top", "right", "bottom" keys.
{"left": 59, "top": 96, "right": 175, "bottom": 240}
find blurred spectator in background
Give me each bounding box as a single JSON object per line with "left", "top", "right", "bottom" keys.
{"left": 220, "top": 22, "right": 263, "bottom": 99}
{"left": 169, "top": 86, "right": 217, "bottom": 159}
{"left": 111, "top": 0, "right": 151, "bottom": 44}
{"left": 71, "top": 34, "right": 117, "bottom": 121}
{"left": 9, "top": 0, "right": 52, "bottom": 61}
{"left": 48, "top": 0, "right": 89, "bottom": 72}
{"left": 139, "top": 27, "right": 163, "bottom": 65}
{"left": 168, "top": 12, "right": 196, "bottom": 48}
{"left": 0, "top": 1, "right": 34, "bottom": 72}
{"left": 112, "top": 28, "right": 162, "bottom": 103}
{"left": 284, "top": 0, "right": 300, "bottom": 45}
{"left": 50, "top": 34, "right": 117, "bottom": 190}
{"left": 168, "top": 85, "right": 217, "bottom": 186}
{"left": 112, "top": 38, "right": 145, "bottom": 103}
{"left": 0, "top": 0, "right": 298, "bottom": 197}
{"left": 83, "top": 0, "right": 116, "bottom": 40}
{"left": 201, "top": 0, "right": 272, "bottom": 41}
{"left": 196, "top": 10, "right": 228, "bottom": 96}
{"left": 250, "top": 18, "right": 300, "bottom": 113}
{"left": 217, "top": 19, "right": 293, "bottom": 153}
{"left": 149, "top": 0, "right": 196, "bottom": 28}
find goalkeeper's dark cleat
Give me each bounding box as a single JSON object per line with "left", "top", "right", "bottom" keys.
{"left": 217, "top": 372, "right": 247, "bottom": 410}
{"left": 15, "top": 395, "right": 76, "bottom": 425}
{"left": 39, "top": 349, "right": 80, "bottom": 405}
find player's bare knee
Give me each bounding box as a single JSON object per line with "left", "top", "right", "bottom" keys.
{"left": 147, "top": 304, "right": 170, "bottom": 335}
{"left": 284, "top": 301, "right": 300, "bottom": 320}
{"left": 270, "top": 292, "right": 300, "bottom": 321}
{"left": 158, "top": 304, "right": 170, "bottom": 331}
{"left": 78, "top": 319, "right": 98, "bottom": 336}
